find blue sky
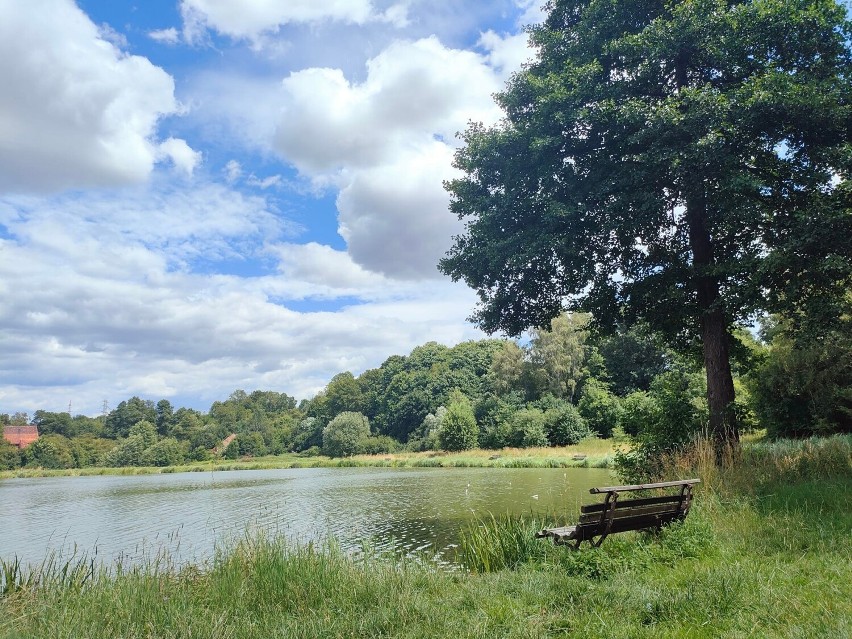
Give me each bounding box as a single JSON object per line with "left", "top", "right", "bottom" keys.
{"left": 0, "top": 0, "right": 542, "bottom": 415}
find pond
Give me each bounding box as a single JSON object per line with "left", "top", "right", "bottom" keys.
{"left": 0, "top": 466, "right": 613, "bottom": 568}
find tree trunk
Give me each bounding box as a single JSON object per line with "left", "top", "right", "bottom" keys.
{"left": 685, "top": 186, "right": 739, "bottom": 457}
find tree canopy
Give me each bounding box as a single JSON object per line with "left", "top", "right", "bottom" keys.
{"left": 440, "top": 0, "right": 852, "bottom": 448}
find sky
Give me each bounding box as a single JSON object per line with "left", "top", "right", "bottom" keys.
{"left": 0, "top": 0, "right": 544, "bottom": 416}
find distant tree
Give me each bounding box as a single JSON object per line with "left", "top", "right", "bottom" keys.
{"left": 322, "top": 412, "right": 371, "bottom": 458}
{"left": 24, "top": 435, "right": 75, "bottom": 469}
{"left": 508, "top": 408, "right": 549, "bottom": 448}
{"left": 749, "top": 320, "right": 852, "bottom": 437}
{"left": 141, "top": 438, "right": 187, "bottom": 467}
{"left": 577, "top": 380, "right": 623, "bottom": 439}
{"left": 438, "top": 391, "right": 479, "bottom": 452}
{"left": 0, "top": 440, "right": 22, "bottom": 471}
{"left": 529, "top": 314, "right": 593, "bottom": 402}
{"left": 32, "top": 411, "right": 73, "bottom": 437}
{"left": 105, "top": 397, "right": 156, "bottom": 439}
{"left": 155, "top": 400, "right": 174, "bottom": 437}
{"left": 488, "top": 341, "right": 527, "bottom": 396}
{"left": 440, "top": 0, "right": 852, "bottom": 454}
{"left": 129, "top": 420, "right": 158, "bottom": 448}
{"left": 544, "top": 402, "right": 592, "bottom": 446}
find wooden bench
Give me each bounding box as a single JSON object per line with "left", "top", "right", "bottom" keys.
{"left": 536, "top": 479, "right": 700, "bottom": 549}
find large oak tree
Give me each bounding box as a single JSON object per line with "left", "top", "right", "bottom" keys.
{"left": 440, "top": 0, "right": 852, "bottom": 450}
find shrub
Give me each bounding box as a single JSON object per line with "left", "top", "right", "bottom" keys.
{"left": 438, "top": 392, "right": 479, "bottom": 452}
{"left": 577, "top": 379, "right": 623, "bottom": 438}
{"left": 0, "top": 440, "right": 23, "bottom": 471}
{"left": 507, "top": 408, "right": 549, "bottom": 447}
{"left": 141, "top": 438, "right": 187, "bottom": 467}
{"left": 748, "top": 329, "right": 852, "bottom": 437}
{"left": 322, "top": 412, "right": 370, "bottom": 458}
{"left": 544, "top": 401, "right": 592, "bottom": 445}
{"left": 24, "top": 435, "right": 76, "bottom": 469}
{"left": 360, "top": 435, "right": 400, "bottom": 455}
{"left": 620, "top": 391, "right": 657, "bottom": 437}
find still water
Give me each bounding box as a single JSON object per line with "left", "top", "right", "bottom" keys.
{"left": 0, "top": 466, "right": 612, "bottom": 567}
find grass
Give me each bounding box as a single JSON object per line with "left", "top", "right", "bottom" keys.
{"left": 0, "top": 438, "right": 620, "bottom": 479}
{"left": 1, "top": 435, "right": 850, "bottom": 638}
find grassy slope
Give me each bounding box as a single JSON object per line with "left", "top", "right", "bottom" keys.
{"left": 1, "top": 436, "right": 850, "bottom": 638}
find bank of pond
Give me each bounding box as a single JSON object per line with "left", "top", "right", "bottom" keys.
{"left": 1, "top": 435, "right": 850, "bottom": 638}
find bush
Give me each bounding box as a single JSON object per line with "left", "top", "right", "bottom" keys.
{"left": 322, "top": 412, "right": 370, "bottom": 458}
{"left": 620, "top": 391, "right": 657, "bottom": 438}
{"left": 577, "top": 379, "right": 623, "bottom": 438}
{"left": 0, "top": 440, "right": 22, "bottom": 471}
{"left": 238, "top": 432, "right": 268, "bottom": 457}
{"left": 438, "top": 392, "right": 479, "bottom": 452}
{"left": 24, "top": 435, "right": 76, "bottom": 469}
{"left": 544, "top": 402, "right": 592, "bottom": 445}
{"left": 748, "top": 328, "right": 852, "bottom": 437}
{"left": 614, "top": 368, "right": 707, "bottom": 482}
{"left": 360, "top": 435, "right": 400, "bottom": 455}
{"left": 101, "top": 435, "right": 146, "bottom": 467}
{"left": 507, "top": 408, "right": 549, "bottom": 448}
{"left": 141, "top": 438, "right": 187, "bottom": 467}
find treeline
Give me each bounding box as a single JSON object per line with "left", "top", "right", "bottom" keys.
{"left": 2, "top": 311, "right": 850, "bottom": 471}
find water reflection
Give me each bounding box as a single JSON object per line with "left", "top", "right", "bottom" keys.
{"left": 0, "top": 467, "right": 613, "bottom": 567}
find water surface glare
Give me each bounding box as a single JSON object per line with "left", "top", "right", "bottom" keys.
{"left": 1, "top": 466, "right": 613, "bottom": 567}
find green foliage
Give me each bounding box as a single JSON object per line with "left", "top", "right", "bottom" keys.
{"left": 104, "top": 397, "right": 156, "bottom": 439}
{"left": 438, "top": 392, "right": 478, "bottom": 452}
{"left": 237, "top": 432, "right": 268, "bottom": 457}
{"left": 102, "top": 435, "right": 146, "bottom": 467}
{"left": 577, "top": 379, "right": 623, "bottom": 438}
{"left": 23, "top": 435, "right": 75, "bottom": 469}
{"left": 322, "top": 412, "right": 371, "bottom": 458}
{"left": 0, "top": 440, "right": 22, "bottom": 471}
{"left": 529, "top": 313, "right": 592, "bottom": 401}
{"left": 594, "top": 325, "right": 669, "bottom": 395}
{"left": 290, "top": 416, "right": 322, "bottom": 452}
{"left": 543, "top": 401, "right": 591, "bottom": 446}
{"left": 749, "top": 323, "right": 852, "bottom": 437}
{"left": 620, "top": 391, "right": 657, "bottom": 438}
{"left": 359, "top": 435, "right": 400, "bottom": 456}
{"left": 507, "top": 408, "right": 549, "bottom": 448}
{"left": 128, "top": 420, "right": 157, "bottom": 448}
{"left": 70, "top": 436, "right": 115, "bottom": 467}
{"left": 615, "top": 367, "right": 708, "bottom": 482}
{"left": 140, "top": 438, "right": 187, "bottom": 467}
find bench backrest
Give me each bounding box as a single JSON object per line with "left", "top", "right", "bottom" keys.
{"left": 575, "top": 479, "right": 699, "bottom": 537}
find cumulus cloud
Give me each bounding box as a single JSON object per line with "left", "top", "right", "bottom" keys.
{"left": 0, "top": 0, "right": 188, "bottom": 194}
{"left": 0, "top": 186, "right": 483, "bottom": 414}
{"left": 271, "top": 35, "right": 527, "bottom": 279}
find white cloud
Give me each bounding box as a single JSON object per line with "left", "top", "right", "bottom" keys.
{"left": 0, "top": 0, "right": 185, "bottom": 194}
{"left": 0, "top": 187, "right": 484, "bottom": 414}
{"left": 224, "top": 160, "right": 243, "bottom": 183}
{"left": 158, "top": 138, "right": 203, "bottom": 176}
{"left": 149, "top": 27, "right": 181, "bottom": 45}
{"left": 270, "top": 35, "right": 527, "bottom": 279}
{"left": 180, "top": 0, "right": 377, "bottom": 43}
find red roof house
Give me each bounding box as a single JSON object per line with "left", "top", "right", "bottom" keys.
{"left": 3, "top": 425, "right": 39, "bottom": 449}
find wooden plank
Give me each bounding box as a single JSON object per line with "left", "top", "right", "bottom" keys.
{"left": 581, "top": 495, "right": 683, "bottom": 514}
{"left": 589, "top": 479, "right": 700, "bottom": 494}
{"left": 578, "top": 502, "right": 684, "bottom": 525}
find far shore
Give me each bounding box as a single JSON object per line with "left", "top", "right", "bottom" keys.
{"left": 0, "top": 439, "right": 621, "bottom": 480}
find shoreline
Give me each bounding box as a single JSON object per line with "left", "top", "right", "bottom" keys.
{"left": 0, "top": 442, "right": 619, "bottom": 480}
